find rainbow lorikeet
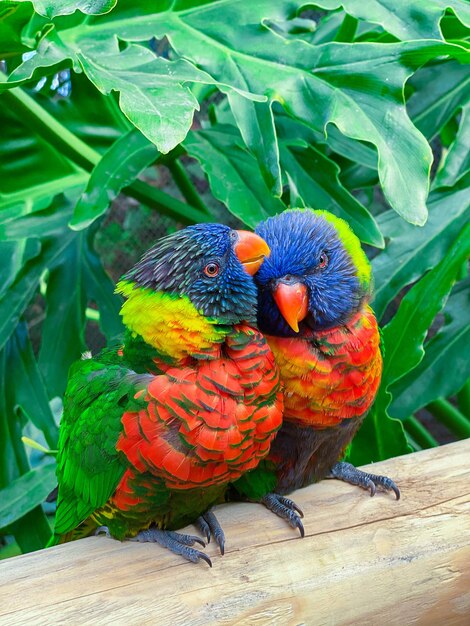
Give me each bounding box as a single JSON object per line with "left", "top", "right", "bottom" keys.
{"left": 48, "top": 224, "right": 283, "bottom": 565}
{"left": 230, "top": 209, "right": 399, "bottom": 536}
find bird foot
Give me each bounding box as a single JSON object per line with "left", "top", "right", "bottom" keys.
{"left": 196, "top": 509, "right": 225, "bottom": 555}
{"left": 94, "top": 525, "right": 111, "bottom": 538}
{"left": 261, "top": 493, "right": 305, "bottom": 538}
{"left": 328, "top": 461, "right": 400, "bottom": 500}
{"left": 130, "top": 528, "right": 212, "bottom": 567}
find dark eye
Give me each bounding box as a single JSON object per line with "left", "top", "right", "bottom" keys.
{"left": 284, "top": 274, "right": 295, "bottom": 283}
{"left": 204, "top": 262, "right": 220, "bottom": 277}
{"left": 318, "top": 252, "right": 328, "bottom": 269}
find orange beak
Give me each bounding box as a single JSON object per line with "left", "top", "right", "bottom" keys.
{"left": 234, "top": 230, "right": 270, "bottom": 276}
{"left": 273, "top": 281, "right": 309, "bottom": 333}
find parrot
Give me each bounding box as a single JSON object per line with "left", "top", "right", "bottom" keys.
{"left": 228, "top": 208, "right": 399, "bottom": 536}
{"left": 47, "top": 223, "right": 283, "bottom": 565}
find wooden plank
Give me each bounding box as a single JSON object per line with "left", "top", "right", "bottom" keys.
{"left": 0, "top": 440, "right": 469, "bottom": 626}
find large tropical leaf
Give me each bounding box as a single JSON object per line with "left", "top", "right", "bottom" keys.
{"left": 7, "top": 322, "right": 59, "bottom": 448}
{"left": 184, "top": 125, "right": 286, "bottom": 228}
{"left": 0, "top": 464, "right": 56, "bottom": 530}
{"left": 313, "top": 0, "right": 470, "bottom": 41}
{"left": 434, "top": 103, "right": 470, "bottom": 188}
{"left": 7, "top": 1, "right": 470, "bottom": 225}
{"left": 71, "top": 128, "right": 159, "bottom": 230}
{"left": 389, "top": 278, "right": 470, "bottom": 420}
{"left": 19, "top": 0, "right": 117, "bottom": 19}
{"left": 372, "top": 172, "right": 470, "bottom": 319}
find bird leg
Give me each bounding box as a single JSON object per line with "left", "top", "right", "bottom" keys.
{"left": 196, "top": 509, "right": 225, "bottom": 555}
{"left": 261, "top": 493, "right": 305, "bottom": 537}
{"left": 328, "top": 461, "right": 400, "bottom": 500}
{"left": 130, "top": 528, "right": 212, "bottom": 567}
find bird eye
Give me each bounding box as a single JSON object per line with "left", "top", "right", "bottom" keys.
{"left": 204, "top": 262, "right": 220, "bottom": 277}
{"left": 284, "top": 274, "right": 294, "bottom": 283}
{"left": 318, "top": 252, "right": 328, "bottom": 269}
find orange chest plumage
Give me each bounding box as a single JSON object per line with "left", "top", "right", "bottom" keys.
{"left": 267, "top": 306, "right": 382, "bottom": 428}
{"left": 115, "top": 324, "right": 283, "bottom": 504}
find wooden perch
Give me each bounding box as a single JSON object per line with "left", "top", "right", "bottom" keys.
{"left": 1, "top": 440, "right": 469, "bottom": 625}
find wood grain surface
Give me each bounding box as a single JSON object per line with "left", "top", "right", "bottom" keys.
{"left": 1, "top": 440, "right": 469, "bottom": 626}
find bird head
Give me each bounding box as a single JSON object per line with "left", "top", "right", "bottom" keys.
{"left": 117, "top": 223, "right": 270, "bottom": 327}
{"left": 254, "top": 209, "right": 372, "bottom": 337}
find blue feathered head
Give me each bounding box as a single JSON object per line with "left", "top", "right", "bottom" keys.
{"left": 255, "top": 209, "right": 372, "bottom": 337}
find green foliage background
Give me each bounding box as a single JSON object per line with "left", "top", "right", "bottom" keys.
{"left": 0, "top": 0, "right": 469, "bottom": 557}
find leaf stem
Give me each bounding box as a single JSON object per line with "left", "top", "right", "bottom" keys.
{"left": 334, "top": 13, "right": 358, "bottom": 43}
{"left": 0, "top": 84, "right": 209, "bottom": 224}
{"left": 1, "top": 86, "right": 99, "bottom": 170}
{"left": 403, "top": 416, "right": 438, "bottom": 449}
{"left": 426, "top": 398, "right": 470, "bottom": 438}
{"left": 167, "top": 159, "right": 210, "bottom": 215}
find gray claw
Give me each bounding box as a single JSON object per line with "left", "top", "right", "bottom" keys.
{"left": 130, "top": 528, "right": 211, "bottom": 566}
{"left": 329, "top": 461, "right": 400, "bottom": 500}
{"left": 261, "top": 493, "right": 305, "bottom": 538}
{"left": 197, "top": 509, "right": 225, "bottom": 555}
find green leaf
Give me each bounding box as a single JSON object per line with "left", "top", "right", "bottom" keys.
{"left": 18, "top": 0, "right": 117, "bottom": 19}
{"left": 75, "top": 39, "right": 215, "bottom": 153}
{"left": 183, "top": 125, "right": 286, "bottom": 228}
{"left": 0, "top": 199, "right": 74, "bottom": 241}
{"left": 9, "top": 2, "right": 470, "bottom": 224}
{"left": 372, "top": 172, "right": 470, "bottom": 319}
{"left": 381, "top": 221, "right": 470, "bottom": 390}
{"left": 0, "top": 233, "right": 74, "bottom": 352}
{"left": 0, "top": 240, "right": 40, "bottom": 297}
{"left": 0, "top": 464, "right": 56, "bottom": 529}
{"left": 227, "top": 96, "right": 282, "bottom": 196}
{"left": 38, "top": 236, "right": 86, "bottom": 397}
{"left": 279, "top": 143, "right": 384, "bottom": 247}
{"left": 347, "top": 402, "right": 411, "bottom": 465}
{"left": 8, "top": 322, "right": 59, "bottom": 448}
{"left": 312, "top": 0, "right": 470, "bottom": 41}
{"left": 407, "top": 60, "right": 469, "bottom": 141}
{"left": 0, "top": 339, "right": 52, "bottom": 552}
{"left": 0, "top": 92, "right": 84, "bottom": 206}
{"left": 0, "top": 1, "right": 35, "bottom": 56}
{"left": 71, "top": 128, "right": 159, "bottom": 230}
{"left": 389, "top": 278, "right": 470, "bottom": 419}
{"left": 95, "top": 2, "right": 467, "bottom": 224}
{"left": 82, "top": 230, "right": 123, "bottom": 342}
{"left": 434, "top": 103, "right": 470, "bottom": 188}
{"left": 9, "top": 507, "right": 52, "bottom": 553}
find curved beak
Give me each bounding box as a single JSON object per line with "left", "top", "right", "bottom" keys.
{"left": 234, "top": 230, "right": 270, "bottom": 276}
{"left": 273, "top": 281, "right": 308, "bottom": 333}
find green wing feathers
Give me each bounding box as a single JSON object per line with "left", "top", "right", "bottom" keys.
{"left": 52, "top": 356, "right": 150, "bottom": 538}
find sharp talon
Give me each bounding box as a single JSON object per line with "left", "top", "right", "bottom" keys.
{"left": 261, "top": 493, "right": 305, "bottom": 538}
{"left": 331, "top": 462, "right": 400, "bottom": 500}
{"left": 296, "top": 517, "right": 305, "bottom": 538}
{"left": 198, "top": 510, "right": 225, "bottom": 556}
{"left": 130, "top": 529, "right": 211, "bottom": 565}
{"left": 193, "top": 536, "right": 206, "bottom": 548}
{"left": 199, "top": 552, "right": 213, "bottom": 568}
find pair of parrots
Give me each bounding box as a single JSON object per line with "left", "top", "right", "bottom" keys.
{"left": 48, "top": 209, "right": 398, "bottom": 565}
